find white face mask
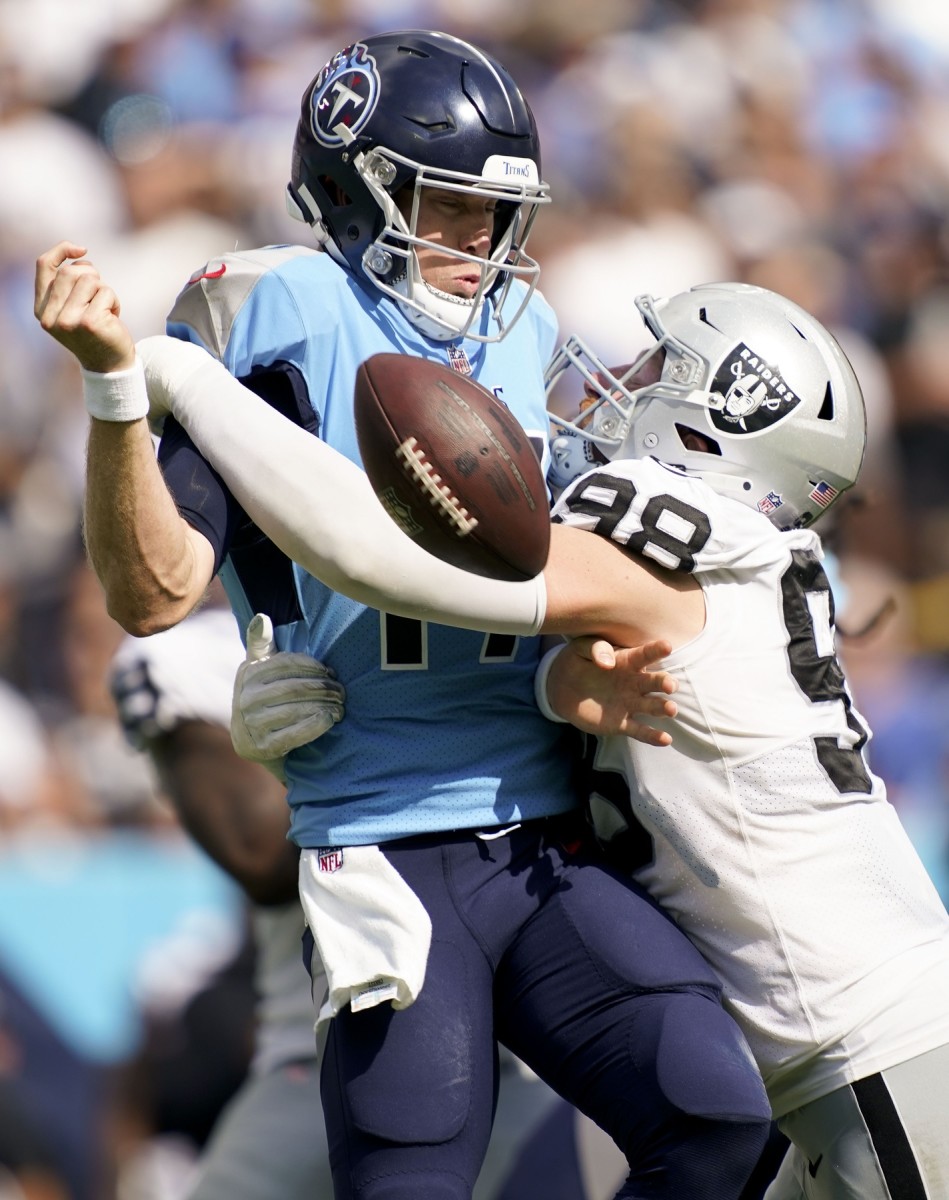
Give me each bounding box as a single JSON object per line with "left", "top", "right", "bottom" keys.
{"left": 355, "top": 150, "right": 549, "bottom": 342}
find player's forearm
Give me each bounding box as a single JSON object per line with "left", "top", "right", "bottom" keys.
{"left": 150, "top": 722, "right": 300, "bottom": 906}
{"left": 84, "top": 416, "right": 212, "bottom": 635}
{"left": 139, "top": 336, "right": 547, "bottom": 635}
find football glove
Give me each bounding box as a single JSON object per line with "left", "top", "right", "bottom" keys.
{"left": 231, "top": 613, "right": 346, "bottom": 782}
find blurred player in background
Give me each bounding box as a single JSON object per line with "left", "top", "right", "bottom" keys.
{"left": 35, "top": 25, "right": 773, "bottom": 1200}
{"left": 104, "top": 281, "right": 949, "bottom": 1200}
{"left": 109, "top": 603, "right": 333, "bottom": 1200}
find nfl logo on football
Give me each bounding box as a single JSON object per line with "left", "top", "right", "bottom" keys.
{"left": 318, "top": 847, "right": 344, "bottom": 873}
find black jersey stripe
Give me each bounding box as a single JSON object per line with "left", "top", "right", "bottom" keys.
{"left": 852, "top": 1073, "right": 928, "bottom": 1200}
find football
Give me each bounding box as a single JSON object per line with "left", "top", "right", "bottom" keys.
{"left": 354, "top": 353, "right": 550, "bottom": 581}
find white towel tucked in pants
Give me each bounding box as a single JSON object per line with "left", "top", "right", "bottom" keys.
{"left": 299, "top": 845, "right": 433, "bottom": 1035}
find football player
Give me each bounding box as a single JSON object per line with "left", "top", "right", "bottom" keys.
{"left": 108, "top": 282, "right": 948, "bottom": 1200}
{"left": 110, "top": 605, "right": 627, "bottom": 1200}
{"left": 34, "top": 29, "right": 772, "bottom": 1200}
{"left": 109, "top": 605, "right": 332, "bottom": 1200}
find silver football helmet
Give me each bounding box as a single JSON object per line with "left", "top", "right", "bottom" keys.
{"left": 545, "top": 282, "right": 867, "bottom": 529}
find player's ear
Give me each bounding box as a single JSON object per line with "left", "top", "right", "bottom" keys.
{"left": 677, "top": 427, "right": 714, "bottom": 454}
{"left": 317, "top": 176, "right": 351, "bottom": 207}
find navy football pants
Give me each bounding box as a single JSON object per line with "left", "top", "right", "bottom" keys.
{"left": 318, "top": 819, "right": 770, "bottom": 1199}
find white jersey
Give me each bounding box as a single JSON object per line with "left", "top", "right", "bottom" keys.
{"left": 553, "top": 457, "right": 949, "bottom": 1119}
{"left": 110, "top": 608, "right": 316, "bottom": 1074}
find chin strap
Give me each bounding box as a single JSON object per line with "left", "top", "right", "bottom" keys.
{"left": 137, "top": 335, "right": 547, "bottom": 636}
{"left": 388, "top": 269, "right": 484, "bottom": 342}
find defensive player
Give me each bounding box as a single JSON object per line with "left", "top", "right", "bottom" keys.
{"left": 34, "top": 29, "right": 772, "bottom": 1200}
{"left": 105, "top": 282, "right": 949, "bottom": 1199}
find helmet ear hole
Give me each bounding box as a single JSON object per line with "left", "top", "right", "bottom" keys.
{"left": 320, "top": 177, "right": 351, "bottom": 207}
{"left": 676, "top": 424, "right": 722, "bottom": 456}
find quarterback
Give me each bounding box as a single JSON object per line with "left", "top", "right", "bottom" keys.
{"left": 109, "top": 606, "right": 623, "bottom": 1200}
{"left": 120, "top": 283, "right": 948, "bottom": 1199}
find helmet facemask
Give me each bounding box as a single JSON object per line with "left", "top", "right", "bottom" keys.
{"left": 545, "top": 297, "right": 715, "bottom": 493}
{"left": 354, "top": 148, "right": 548, "bottom": 341}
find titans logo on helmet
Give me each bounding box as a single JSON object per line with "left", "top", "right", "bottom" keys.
{"left": 710, "top": 342, "right": 802, "bottom": 434}
{"left": 309, "top": 42, "right": 380, "bottom": 148}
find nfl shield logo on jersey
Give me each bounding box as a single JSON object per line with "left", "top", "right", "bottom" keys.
{"left": 318, "top": 847, "right": 344, "bottom": 873}
{"left": 446, "top": 343, "right": 473, "bottom": 375}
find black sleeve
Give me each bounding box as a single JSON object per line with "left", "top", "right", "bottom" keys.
{"left": 157, "top": 361, "right": 321, "bottom": 621}
{"left": 158, "top": 416, "right": 241, "bottom": 573}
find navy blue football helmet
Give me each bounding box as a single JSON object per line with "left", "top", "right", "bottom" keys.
{"left": 287, "top": 30, "right": 550, "bottom": 342}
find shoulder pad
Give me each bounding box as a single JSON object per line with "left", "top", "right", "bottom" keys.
{"left": 168, "top": 245, "right": 320, "bottom": 359}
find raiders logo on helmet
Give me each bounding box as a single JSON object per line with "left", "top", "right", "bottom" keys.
{"left": 710, "top": 343, "right": 802, "bottom": 434}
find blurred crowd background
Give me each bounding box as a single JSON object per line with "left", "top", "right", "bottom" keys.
{"left": 3, "top": 0, "right": 949, "bottom": 1197}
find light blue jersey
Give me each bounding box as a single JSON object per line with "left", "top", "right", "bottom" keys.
{"left": 166, "top": 246, "right": 578, "bottom": 847}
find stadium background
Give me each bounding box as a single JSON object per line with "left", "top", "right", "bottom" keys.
{"left": 2, "top": 0, "right": 949, "bottom": 1195}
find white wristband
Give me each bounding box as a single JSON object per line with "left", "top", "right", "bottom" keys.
{"left": 81, "top": 357, "right": 149, "bottom": 422}
{"left": 534, "top": 641, "right": 569, "bottom": 723}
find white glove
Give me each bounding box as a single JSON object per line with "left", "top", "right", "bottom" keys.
{"left": 230, "top": 613, "right": 346, "bottom": 781}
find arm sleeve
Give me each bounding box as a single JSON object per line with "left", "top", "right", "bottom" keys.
{"left": 138, "top": 336, "right": 547, "bottom": 635}
{"left": 158, "top": 417, "right": 244, "bottom": 572}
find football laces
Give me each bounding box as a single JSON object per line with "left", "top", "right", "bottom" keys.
{"left": 396, "top": 437, "right": 479, "bottom": 537}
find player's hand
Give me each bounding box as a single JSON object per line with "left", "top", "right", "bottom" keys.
{"left": 34, "top": 241, "right": 135, "bottom": 373}
{"left": 231, "top": 614, "right": 346, "bottom": 781}
{"left": 544, "top": 636, "right": 678, "bottom": 746}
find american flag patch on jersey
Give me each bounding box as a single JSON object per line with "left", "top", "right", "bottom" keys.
{"left": 809, "top": 481, "right": 838, "bottom": 509}
{"left": 446, "top": 344, "right": 473, "bottom": 375}
{"left": 317, "top": 848, "right": 344, "bottom": 873}
{"left": 757, "top": 491, "right": 783, "bottom": 515}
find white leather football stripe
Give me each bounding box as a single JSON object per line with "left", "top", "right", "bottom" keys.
{"left": 396, "top": 437, "right": 479, "bottom": 537}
